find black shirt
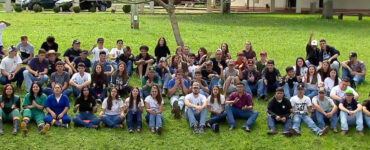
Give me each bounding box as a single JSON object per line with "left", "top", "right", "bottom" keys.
{"left": 201, "top": 68, "right": 217, "bottom": 83}
{"left": 48, "top": 58, "right": 62, "bottom": 75}
{"left": 210, "top": 58, "right": 227, "bottom": 75}
{"left": 73, "top": 56, "right": 91, "bottom": 72}
{"left": 75, "top": 96, "right": 97, "bottom": 112}
{"left": 41, "top": 42, "right": 58, "bottom": 52}
{"left": 318, "top": 45, "right": 340, "bottom": 63}
{"left": 341, "top": 99, "right": 358, "bottom": 111}
{"left": 362, "top": 100, "right": 370, "bottom": 111}
{"left": 243, "top": 50, "right": 257, "bottom": 60}
{"left": 117, "top": 53, "right": 134, "bottom": 64}
{"left": 242, "top": 69, "right": 261, "bottom": 84}
{"left": 64, "top": 48, "right": 81, "bottom": 62}
{"left": 281, "top": 75, "right": 299, "bottom": 88}
{"left": 154, "top": 46, "right": 170, "bottom": 62}
{"left": 305, "top": 44, "right": 320, "bottom": 66}
{"left": 267, "top": 96, "right": 292, "bottom": 118}
{"left": 262, "top": 68, "right": 281, "bottom": 85}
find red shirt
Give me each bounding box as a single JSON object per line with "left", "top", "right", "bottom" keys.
{"left": 235, "top": 60, "right": 247, "bottom": 71}
{"left": 227, "top": 92, "right": 253, "bottom": 109}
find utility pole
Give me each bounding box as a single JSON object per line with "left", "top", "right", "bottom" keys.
{"left": 131, "top": 0, "right": 139, "bottom": 29}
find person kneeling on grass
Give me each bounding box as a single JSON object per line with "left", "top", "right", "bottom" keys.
{"left": 290, "top": 84, "right": 328, "bottom": 136}
{"left": 225, "top": 83, "right": 258, "bottom": 132}
{"left": 0, "top": 84, "right": 21, "bottom": 135}
{"left": 338, "top": 89, "right": 364, "bottom": 136}
{"left": 266, "top": 87, "right": 294, "bottom": 136}
{"left": 206, "top": 85, "right": 226, "bottom": 133}
{"left": 21, "top": 82, "right": 49, "bottom": 135}
{"left": 72, "top": 87, "right": 100, "bottom": 129}
{"left": 312, "top": 87, "right": 339, "bottom": 133}
{"left": 98, "top": 87, "right": 125, "bottom": 128}
{"left": 185, "top": 82, "right": 207, "bottom": 134}
{"left": 125, "top": 87, "right": 144, "bottom": 133}
{"left": 145, "top": 85, "right": 164, "bottom": 134}
{"left": 44, "top": 84, "right": 70, "bottom": 128}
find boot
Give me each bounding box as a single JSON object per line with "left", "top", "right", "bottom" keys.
{"left": 21, "top": 120, "right": 29, "bottom": 135}
{"left": 52, "top": 119, "right": 61, "bottom": 127}
{"left": 0, "top": 120, "right": 3, "bottom": 135}
{"left": 13, "top": 119, "right": 19, "bottom": 135}
{"left": 40, "top": 124, "right": 50, "bottom": 134}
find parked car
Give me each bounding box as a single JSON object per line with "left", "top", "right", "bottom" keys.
{"left": 15, "top": 0, "right": 111, "bottom": 11}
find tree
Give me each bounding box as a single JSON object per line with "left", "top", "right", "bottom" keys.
{"left": 154, "top": 0, "right": 184, "bottom": 46}
{"left": 221, "top": 0, "right": 231, "bottom": 14}
{"left": 322, "top": 0, "right": 333, "bottom": 19}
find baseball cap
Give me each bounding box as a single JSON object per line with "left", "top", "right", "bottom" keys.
{"left": 318, "top": 87, "right": 326, "bottom": 93}
{"left": 159, "top": 57, "right": 166, "bottom": 62}
{"left": 345, "top": 89, "right": 354, "bottom": 95}
{"left": 260, "top": 51, "right": 267, "bottom": 56}
{"left": 311, "top": 40, "right": 318, "bottom": 46}
{"left": 206, "top": 60, "right": 213, "bottom": 66}
{"left": 247, "top": 59, "right": 254, "bottom": 65}
{"left": 149, "top": 66, "right": 155, "bottom": 71}
{"left": 73, "top": 39, "right": 80, "bottom": 44}
{"left": 237, "top": 51, "right": 244, "bottom": 56}
{"left": 297, "top": 83, "right": 305, "bottom": 90}
{"left": 8, "top": 46, "right": 17, "bottom": 52}
{"left": 192, "top": 82, "right": 200, "bottom": 88}
{"left": 81, "top": 50, "right": 88, "bottom": 54}
{"left": 97, "top": 38, "right": 104, "bottom": 42}
{"left": 349, "top": 52, "right": 357, "bottom": 58}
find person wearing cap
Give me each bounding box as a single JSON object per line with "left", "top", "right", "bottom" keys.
{"left": 16, "top": 35, "right": 34, "bottom": 64}
{"left": 64, "top": 39, "right": 81, "bottom": 72}
{"left": 89, "top": 37, "right": 109, "bottom": 63}
{"left": 168, "top": 69, "right": 190, "bottom": 119}
{"left": 43, "top": 61, "right": 72, "bottom": 97}
{"left": 235, "top": 51, "right": 247, "bottom": 72}
{"left": 210, "top": 49, "right": 227, "bottom": 75}
{"left": 117, "top": 46, "right": 134, "bottom": 76}
{"left": 341, "top": 52, "right": 366, "bottom": 87}
{"left": 141, "top": 66, "right": 162, "bottom": 98}
{"left": 290, "top": 83, "right": 329, "bottom": 136}
{"left": 222, "top": 60, "right": 239, "bottom": 96}
{"left": 0, "top": 46, "right": 25, "bottom": 89}
{"left": 318, "top": 39, "right": 340, "bottom": 73}
{"left": 109, "top": 40, "right": 124, "bottom": 64}
{"left": 312, "top": 87, "right": 338, "bottom": 132}
{"left": 135, "top": 45, "right": 155, "bottom": 79}
{"left": 201, "top": 60, "right": 220, "bottom": 93}
{"left": 240, "top": 59, "right": 261, "bottom": 96}
{"left": 46, "top": 50, "right": 73, "bottom": 76}
{"left": 338, "top": 89, "right": 364, "bottom": 136}
{"left": 362, "top": 94, "right": 370, "bottom": 129}
{"left": 305, "top": 31, "right": 320, "bottom": 67}
{"left": 225, "top": 83, "right": 258, "bottom": 132}
{"left": 41, "top": 36, "right": 58, "bottom": 52}
{"left": 154, "top": 37, "right": 171, "bottom": 63}
{"left": 266, "top": 87, "right": 294, "bottom": 136}
{"left": 281, "top": 66, "right": 299, "bottom": 100}
{"left": 0, "top": 20, "right": 11, "bottom": 58}
{"left": 256, "top": 51, "right": 267, "bottom": 72}
{"left": 191, "top": 71, "right": 209, "bottom": 97}
{"left": 155, "top": 57, "right": 173, "bottom": 95}
{"left": 242, "top": 41, "right": 256, "bottom": 61}
{"left": 72, "top": 50, "right": 91, "bottom": 73}
{"left": 184, "top": 82, "right": 208, "bottom": 133}
{"left": 330, "top": 77, "right": 359, "bottom": 105}
{"left": 257, "top": 60, "right": 281, "bottom": 100}
{"left": 23, "top": 49, "right": 49, "bottom": 92}
{"left": 69, "top": 63, "right": 91, "bottom": 97}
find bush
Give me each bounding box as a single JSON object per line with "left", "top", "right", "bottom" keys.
{"left": 73, "top": 6, "right": 81, "bottom": 13}
{"left": 33, "top": 5, "right": 42, "bottom": 13}
{"left": 14, "top": 5, "right": 22, "bottom": 12}
{"left": 53, "top": 6, "right": 60, "bottom": 13}
{"left": 61, "top": 2, "right": 72, "bottom": 12}
{"left": 111, "top": 9, "right": 116, "bottom": 13}
{"left": 89, "top": 7, "right": 96, "bottom": 13}
{"left": 122, "top": 5, "right": 131, "bottom": 13}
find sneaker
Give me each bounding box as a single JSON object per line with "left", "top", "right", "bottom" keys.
{"left": 136, "top": 128, "right": 142, "bottom": 133}
{"left": 92, "top": 125, "right": 99, "bottom": 130}
{"left": 283, "top": 129, "right": 294, "bottom": 137}
{"left": 358, "top": 131, "right": 364, "bottom": 136}
{"left": 243, "top": 126, "right": 251, "bottom": 132}
{"left": 172, "top": 101, "right": 181, "bottom": 119}
{"left": 291, "top": 129, "right": 301, "bottom": 136}
{"left": 267, "top": 130, "right": 277, "bottom": 135}
{"left": 21, "top": 121, "right": 28, "bottom": 135}
{"left": 318, "top": 126, "right": 329, "bottom": 136}
{"left": 193, "top": 125, "right": 199, "bottom": 134}
{"left": 157, "top": 127, "right": 162, "bottom": 135}
{"left": 198, "top": 126, "right": 205, "bottom": 133}
{"left": 341, "top": 130, "right": 348, "bottom": 136}
{"left": 229, "top": 126, "right": 235, "bottom": 131}
{"left": 212, "top": 123, "right": 219, "bottom": 133}
{"left": 150, "top": 128, "right": 156, "bottom": 133}
{"left": 206, "top": 121, "right": 211, "bottom": 128}
{"left": 332, "top": 128, "right": 338, "bottom": 133}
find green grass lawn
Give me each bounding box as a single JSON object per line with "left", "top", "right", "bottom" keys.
{"left": 0, "top": 13, "right": 369, "bottom": 149}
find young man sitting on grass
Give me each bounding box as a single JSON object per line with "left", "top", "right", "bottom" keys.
{"left": 338, "top": 89, "right": 364, "bottom": 136}
{"left": 69, "top": 63, "right": 91, "bottom": 97}
{"left": 258, "top": 60, "right": 281, "bottom": 100}
{"left": 185, "top": 82, "right": 208, "bottom": 134}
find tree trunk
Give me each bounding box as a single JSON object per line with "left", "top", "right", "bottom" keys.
{"left": 221, "top": 0, "right": 231, "bottom": 14}
{"left": 5, "top": 0, "right": 12, "bottom": 12}
{"left": 131, "top": 0, "right": 139, "bottom": 29}
{"left": 322, "top": 0, "right": 333, "bottom": 19}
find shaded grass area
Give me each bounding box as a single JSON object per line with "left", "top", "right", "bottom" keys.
{"left": 0, "top": 13, "right": 369, "bottom": 149}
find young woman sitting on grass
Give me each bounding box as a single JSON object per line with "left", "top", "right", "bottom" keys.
{"left": 72, "top": 87, "right": 100, "bottom": 129}
{"left": 145, "top": 85, "right": 164, "bottom": 134}
{"left": 0, "top": 84, "right": 21, "bottom": 135}
{"left": 44, "top": 84, "right": 70, "bottom": 128}
{"left": 303, "top": 65, "right": 322, "bottom": 99}
{"left": 206, "top": 85, "right": 227, "bottom": 132}
{"left": 99, "top": 87, "right": 125, "bottom": 128}
{"left": 110, "top": 61, "right": 132, "bottom": 97}
{"left": 91, "top": 63, "right": 107, "bottom": 104}
{"left": 125, "top": 87, "right": 144, "bottom": 133}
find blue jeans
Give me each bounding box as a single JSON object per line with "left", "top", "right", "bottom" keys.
{"left": 200, "top": 89, "right": 209, "bottom": 97}
{"left": 283, "top": 82, "right": 298, "bottom": 100}
{"left": 267, "top": 115, "right": 292, "bottom": 132}
{"left": 364, "top": 114, "right": 370, "bottom": 128}
{"left": 257, "top": 79, "right": 279, "bottom": 98}
{"left": 148, "top": 113, "right": 163, "bottom": 129}
{"left": 44, "top": 113, "right": 71, "bottom": 124}
{"left": 304, "top": 89, "right": 318, "bottom": 100}
{"left": 207, "top": 112, "right": 227, "bottom": 125}
{"left": 0, "top": 67, "right": 25, "bottom": 88}
{"left": 330, "top": 61, "right": 340, "bottom": 74}
{"left": 242, "top": 80, "right": 258, "bottom": 96}
{"left": 186, "top": 108, "right": 207, "bottom": 127}
{"left": 208, "top": 77, "right": 220, "bottom": 94}
{"left": 292, "top": 113, "right": 322, "bottom": 135}
{"left": 101, "top": 114, "right": 123, "bottom": 128}
{"left": 126, "top": 109, "right": 142, "bottom": 130}
{"left": 170, "top": 95, "right": 185, "bottom": 110}
{"left": 342, "top": 67, "right": 364, "bottom": 86}
{"left": 126, "top": 60, "right": 133, "bottom": 76}
{"left": 72, "top": 86, "right": 81, "bottom": 97}
{"left": 91, "top": 87, "right": 107, "bottom": 100}
{"left": 340, "top": 111, "right": 363, "bottom": 131}
{"left": 72, "top": 112, "right": 100, "bottom": 128}
{"left": 43, "top": 87, "right": 72, "bottom": 96}
{"left": 23, "top": 70, "right": 49, "bottom": 92}
{"left": 163, "top": 73, "right": 171, "bottom": 89}
{"left": 315, "top": 109, "right": 338, "bottom": 129}
{"left": 225, "top": 105, "right": 258, "bottom": 128}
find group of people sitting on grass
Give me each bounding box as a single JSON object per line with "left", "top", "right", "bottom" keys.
{"left": 0, "top": 21, "right": 369, "bottom": 136}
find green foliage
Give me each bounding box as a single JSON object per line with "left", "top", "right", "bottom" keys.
{"left": 73, "top": 6, "right": 81, "bottom": 13}
{"left": 33, "top": 5, "right": 42, "bottom": 13}
{"left": 14, "top": 5, "right": 23, "bottom": 12}
{"left": 53, "top": 6, "right": 60, "bottom": 13}
{"left": 61, "top": 2, "right": 72, "bottom": 12}
{"left": 111, "top": 8, "right": 116, "bottom": 13}
{"left": 122, "top": 5, "right": 131, "bottom": 13}
{"left": 89, "top": 7, "right": 96, "bottom": 13}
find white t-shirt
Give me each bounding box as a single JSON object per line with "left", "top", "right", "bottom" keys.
{"left": 0, "top": 23, "right": 7, "bottom": 46}
{"left": 206, "top": 95, "right": 225, "bottom": 112}
{"left": 324, "top": 77, "right": 341, "bottom": 93}
{"left": 290, "top": 95, "right": 312, "bottom": 113}
{"left": 71, "top": 72, "right": 91, "bottom": 85}
{"left": 125, "top": 97, "right": 144, "bottom": 112}
{"left": 109, "top": 48, "right": 123, "bottom": 58}
{"left": 303, "top": 74, "right": 321, "bottom": 90}
{"left": 312, "top": 96, "right": 334, "bottom": 112}
{"left": 144, "top": 96, "right": 164, "bottom": 111}
{"left": 0, "top": 55, "right": 22, "bottom": 74}
{"left": 188, "top": 65, "right": 196, "bottom": 78}
{"left": 91, "top": 47, "right": 109, "bottom": 62}
{"left": 330, "top": 85, "right": 358, "bottom": 100}
{"left": 293, "top": 66, "right": 308, "bottom": 76}
{"left": 185, "top": 93, "right": 206, "bottom": 110}
{"left": 102, "top": 98, "right": 124, "bottom": 115}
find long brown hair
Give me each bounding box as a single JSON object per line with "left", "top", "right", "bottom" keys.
{"left": 210, "top": 86, "right": 221, "bottom": 104}
{"left": 92, "top": 63, "right": 106, "bottom": 86}
{"left": 107, "top": 87, "right": 119, "bottom": 110}
{"left": 2, "top": 84, "right": 14, "bottom": 103}
{"left": 151, "top": 85, "right": 162, "bottom": 105}
{"left": 318, "top": 60, "right": 331, "bottom": 81}
{"left": 117, "top": 61, "right": 128, "bottom": 83}
{"left": 129, "top": 87, "right": 141, "bottom": 109}
{"left": 306, "top": 65, "right": 318, "bottom": 84}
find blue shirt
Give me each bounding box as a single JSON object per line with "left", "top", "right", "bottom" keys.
{"left": 45, "top": 94, "right": 70, "bottom": 115}
{"left": 28, "top": 57, "right": 49, "bottom": 72}
{"left": 168, "top": 78, "right": 189, "bottom": 96}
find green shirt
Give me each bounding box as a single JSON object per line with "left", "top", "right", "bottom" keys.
{"left": 22, "top": 93, "right": 47, "bottom": 113}
{"left": 0, "top": 95, "right": 21, "bottom": 114}
{"left": 141, "top": 76, "right": 162, "bottom": 94}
